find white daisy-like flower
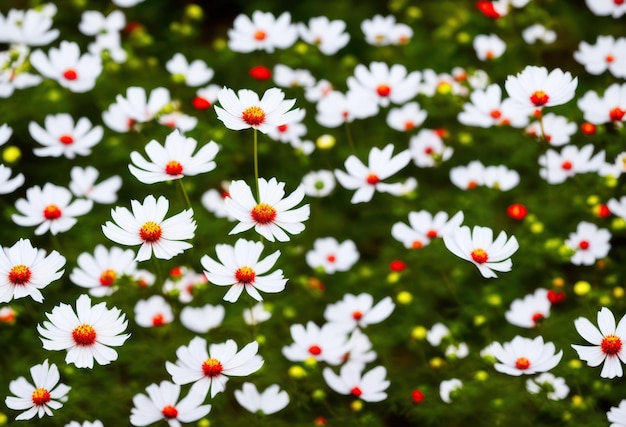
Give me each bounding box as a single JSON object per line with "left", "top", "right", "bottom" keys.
{"left": 180, "top": 304, "right": 225, "bottom": 333}
{"left": 0, "top": 123, "right": 12, "bottom": 145}
{"left": 0, "top": 7, "right": 59, "bottom": 46}
{"left": 392, "top": 210, "right": 464, "bottom": 250}
{"left": 166, "top": 336, "right": 264, "bottom": 399}
{"left": 323, "top": 364, "right": 390, "bottom": 402}
{"left": 538, "top": 144, "right": 605, "bottom": 184}
{"left": 483, "top": 165, "right": 520, "bottom": 191}
{"left": 301, "top": 169, "right": 336, "bottom": 198}
{"left": 158, "top": 111, "right": 198, "bottom": 133}
{"left": 343, "top": 329, "right": 377, "bottom": 369}
{"left": 243, "top": 302, "right": 272, "bottom": 326}
{"left": 37, "top": 294, "right": 130, "bottom": 369}
{"left": 608, "top": 196, "right": 626, "bottom": 219}
{"left": 0, "top": 164, "right": 24, "bottom": 195}
{"left": 409, "top": 129, "right": 454, "bottom": 168}
{"left": 505, "top": 288, "right": 551, "bottom": 328}
{"left": 29, "top": 113, "right": 103, "bottom": 159}
{"left": 306, "top": 237, "right": 359, "bottom": 274}
{"left": 65, "top": 421, "right": 104, "bottom": 427}
{"left": 439, "top": 378, "right": 463, "bottom": 403}
{"left": 214, "top": 87, "right": 302, "bottom": 134}
{"left": 315, "top": 90, "right": 379, "bottom": 128}
{"left": 162, "top": 269, "right": 207, "bottom": 303}
{"left": 282, "top": 321, "right": 349, "bottom": 365}
{"left": 192, "top": 84, "right": 221, "bottom": 110}
{"left": 69, "top": 244, "right": 137, "bottom": 297}
{"left": 201, "top": 182, "right": 235, "bottom": 220}
{"left": 427, "top": 323, "right": 451, "bottom": 347}
{"left": 227, "top": 11, "right": 298, "bottom": 53}
{"left": 361, "top": 15, "right": 412, "bottom": 46}
{"left": 450, "top": 160, "right": 486, "bottom": 190}
{"left": 522, "top": 24, "right": 557, "bottom": 44}
{"left": 78, "top": 10, "right": 125, "bottom": 35}
{"left": 585, "top": 0, "right": 626, "bottom": 18}
{"left": 102, "top": 86, "right": 171, "bottom": 132}
{"left": 12, "top": 183, "right": 93, "bottom": 235}
{"left": 298, "top": 16, "right": 350, "bottom": 55}
{"left": 525, "top": 373, "right": 569, "bottom": 401}
{"left": 324, "top": 293, "right": 395, "bottom": 333}
{"left": 490, "top": 335, "right": 563, "bottom": 376}
{"left": 130, "top": 381, "right": 211, "bottom": 427}
{"left": 574, "top": 35, "right": 626, "bottom": 78}
{"left": 525, "top": 113, "right": 577, "bottom": 146}
{"left": 129, "top": 129, "right": 219, "bottom": 184}
{"left": 473, "top": 33, "right": 506, "bottom": 61}
{"left": 386, "top": 102, "right": 428, "bottom": 132}
{"left": 335, "top": 144, "right": 411, "bottom": 204}
{"left": 224, "top": 178, "right": 310, "bottom": 242}
{"left": 166, "top": 53, "right": 214, "bottom": 87}
{"left": 5, "top": 359, "right": 70, "bottom": 421}
{"left": 565, "top": 221, "right": 611, "bottom": 266}
{"left": 577, "top": 83, "right": 626, "bottom": 125}
{"left": 273, "top": 64, "right": 316, "bottom": 89}
{"left": 134, "top": 295, "right": 174, "bottom": 328}
{"left": 572, "top": 307, "right": 626, "bottom": 379}
{"left": 608, "top": 400, "right": 626, "bottom": 426}
{"left": 347, "top": 61, "right": 421, "bottom": 108}
{"left": 201, "top": 238, "right": 287, "bottom": 303}
{"left": 505, "top": 65, "right": 577, "bottom": 109}
{"left": 69, "top": 166, "right": 122, "bottom": 204}
{"left": 235, "top": 383, "right": 289, "bottom": 415}
{"left": 102, "top": 195, "right": 196, "bottom": 262}
{"left": 458, "top": 84, "right": 532, "bottom": 129}
{"left": 443, "top": 225, "right": 519, "bottom": 278}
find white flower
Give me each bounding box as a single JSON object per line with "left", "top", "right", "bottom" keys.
{"left": 361, "top": 15, "right": 412, "bottom": 46}
{"left": 69, "top": 166, "right": 122, "bottom": 204}
{"left": 103, "top": 86, "right": 171, "bottom": 132}
{"left": 243, "top": 302, "right": 272, "bottom": 326}
{"left": 225, "top": 178, "right": 310, "bottom": 242}
{"left": 574, "top": 35, "right": 626, "bottom": 78}
{"left": 301, "top": 169, "right": 336, "bottom": 198}
{"left": 608, "top": 400, "right": 626, "bottom": 426}
{"left": 324, "top": 293, "right": 395, "bottom": 333}
{"left": 102, "top": 195, "right": 196, "bottom": 262}
{"left": 130, "top": 381, "right": 211, "bottom": 427}
{"left": 29, "top": 113, "right": 103, "bottom": 159}
{"left": 526, "top": 373, "right": 569, "bottom": 401}
{"left": 323, "top": 364, "right": 390, "bottom": 402}
{"left": 134, "top": 295, "right": 174, "bottom": 328}
{"left": 166, "top": 53, "right": 214, "bottom": 87}
{"left": 112, "top": 0, "right": 146, "bottom": 7}
{"left": 439, "top": 378, "right": 462, "bottom": 403}
{"left": 585, "top": 0, "right": 626, "bottom": 18}
{"left": 192, "top": 84, "right": 221, "bottom": 110}
{"left": 298, "top": 16, "right": 350, "bottom": 55}
{"left": 609, "top": 196, "right": 626, "bottom": 219}
{"left": 572, "top": 307, "right": 626, "bottom": 378}
{"left": 526, "top": 113, "right": 577, "bottom": 146}
{"left": 347, "top": 61, "right": 421, "bottom": 108}
{"left": 129, "top": 129, "right": 219, "bottom": 184}
{"left": 565, "top": 221, "right": 611, "bottom": 266}
{"left": 235, "top": 383, "right": 289, "bottom": 415}
{"left": 504, "top": 65, "right": 577, "bottom": 109}
{"left": 386, "top": 102, "right": 428, "bottom": 132}
{"left": 490, "top": 336, "right": 562, "bottom": 376}
{"left": 473, "top": 33, "right": 506, "bottom": 60}
{"left": 5, "top": 359, "right": 70, "bottom": 421}
{"left": 282, "top": 321, "right": 349, "bottom": 365}
{"left": 306, "top": 238, "right": 359, "bottom": 274}
{"left": 343, "top": 329, "right": 377, "bottom": 369}
{"left": 65, "top": 421, "right": 104, "bottom": 427}
{"left": 78, "top": 10, "right": 125, "bottom": 35}
{"left": 12, "top": 183, "right": 93, "bottom": 235}
{"left": 228, "top": 11, "right": 298, "bottom": 53}
{"left": 0, "top": 164, "right": 24, "bottom": 195}
{"left": 0, "top": 7, "right": 59, "bottom": 46}
{"left": 315, "top": 90, "right": 379, "bottom": 127}
{"left": 538, "top": 144, "right": 605, "bottom": 184}
{"left": 70, "top": 245, "right": 137, "bottom": 297}
{"left": 273, "top": 64, "right": 316, "bottom": 89}
{"left": 443, "top": 225, "right": 519, "bottom": 278}
{"left": 201, "top": 238, "right": 287, "bottom": 303}
{"left": 427, "top": 323, "right": 451, "bottom": 346}
{"left": 577, "top": 83, "right": 626, "bottom": 125}
{"left": 505, "top": 288, "right": 551, "bottom": 328}
{"left": 166, "top": 337, "right": 264, "bottom": 399}
{"left": 158, "top": 111, "right": 198, "bottom": 133}
{"left": 163, "top": 270, "right": 208, "bottom": 303}
{"left": 458, "top": 84, "right": 531, "bottom": 128}
{"left": 522, "top": 24, "right": 557, "bottom": 44}
{"left": 483, "top": 165, "right": 520, "bottom": 191}
{"left": 392, "top": 210, "right": 464, "bottom": 250}
{"left": 335, "top": 144, "right": 411, "bottom": 204}
{"left": 449, "top": 160, "right": 486, "bottom": 190}
{"left": 201, "top": 184, "right": 235, "bottom": 221}
{"left": 180, "top": 304, "right": 225, "bottom": 333}
{"left": 409, "top": 129, "right": 454, "bottom": 167}
{"left": 38, "top": 294, "right": 130, "bottom": 369}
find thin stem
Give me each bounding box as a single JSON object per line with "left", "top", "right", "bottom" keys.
{"left": 537, "top": 111, "right": 548, "bottom": 145}
{"left": 152, "top": 256, "right": 163, "bottom": 288}
{"left": 253, "top": 128, "right": 260, "bottom": 199}
{"left": 247, "top": 295, "right": 258, "bottom": 340}
{"left": 344, "top": 122, "right": 356, "bottom": 152}
{"left": 177, "top": 179, "right": 192, "bottom": 210}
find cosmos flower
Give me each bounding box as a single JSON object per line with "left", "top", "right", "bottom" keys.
{"left": 443, "top": 225, "right": 519, "bottom": 278}
{"left": 5, "top": 359, "right": 70, "bottom": 420}
{"left": 409, "top": 129, "right": 454, "bottom": 168}
{"left": 273, "top": 64, "right": 316, "bottom": 89}
{"left": 29, "top": 113, "right": 103, "bottom": 159}
{"left": 449, "top": 160, "right": 486, "bottom": 190}
{"left": 361, "top": 15, "right": 412, "bottom": 46}
{"left": 323, "top": 364, "right": 390, "bottom": 402}
{"left": 282, "top": 321, "right": 349, "bottom": 365}
{"left": 38, "top": 294, "right": 130, "bottom": 369}
{"left": 78, "top": 10, "right": 125, "bottom": 35}
{"left": 392, "top": 210, "right": 464, "bottom": 250}
{"left": 102, "top": 195, "right": 196, "bottom": 262}
{"left": 347, "top": 61, "right": 421, "bottom": 108}
{"left": 227, "top": 11, "right": 298, "bottom": 53}
{"left": 0, "top": 164, "right": 24, "bottom": 195}
{"left": 134, "top": 295, "right": 174, "bottom": 328}
{"left": 243, "top": 302, "right": 272, "bottom": 326}
{"left": 69, "top": 245, "right": 137, "bottom": 297}
{"left": 607, "top": 400, "right": 626, "bottom": 426}
{"left": 180, "top": 304, "right": 225, "bottom": 333}
{"left": 0, "top": 6, "right": 59, "bottom": 46}
{"left": 525, "top": 113, "right": 577, "bottom": 146}
{"left": 386, "top": 102, "right": 428, "bottom": 132}
{"left": 301, "top": 169, "right": 336, "bottom": 198}
{"left": 504, "top": 65, "right": 577, "bottom": 109}
{"left": 505, "top": 288, "right": 551, "bottom": 328}
{"left": 102, "top": 86, "right": 171, "bottom": 132}
{"left": 234, "top": 383, "right": 289, "bottom": 415}
{"left": 522, "top": 24, "right": 557, "bottom": 44}
{"left": 564, "top": 221, "right": 611, "bottom": 266}
{"left": 315, "top": 90, "right": 379, "bottom": 127}
{"left": 306, "top": 237, "right": 359, "bottom": 274}
{"left": 69, "top": 166, "right": 122, "bottom": 204}
{"left": 473, "top": 33, "right": 506, "bottom": 60}
{"left": 439, "top": 378, "right": 463, "bottom": 403}
{"left": 490, "top": 335, "right": 563, "bottom": 376}
{"left": 224, "top": 178, "right": 310, "bottom": 242}
{"left": 538, "top": 144, "right": 605, "bottom": 184}
{"left": 577, "top": 83, "right": 626, "bottom": 125}
{"left": 585, "top": 0, "right": 626, "bottom": 18}
{"left": 166, "top": 53, "right": 214, "bottom": 87}
{"left": 298, "top": 16, "right": 350, "bottom": 55}
{"left": 574, "top": 35, "right": 626, "bottom": 78}
{"left": 324, "top": 293, "right": 395, "bottom": 333}
{"left": 572, "top": 307, "right": 626, "bottom": 378}
{"left": 458, "top": 84, "right": 531, "bottom": 128}
{"left": 525, "top": 373, "right": 569, "bottom": 401}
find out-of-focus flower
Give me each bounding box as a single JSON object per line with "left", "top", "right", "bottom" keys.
{"left": 505, "top": 288, "right": 551, "bottom": 328}
{"left": 490, "top": 336, "right": 562, "bottom": 376}
{"left": 180, "top": 304, "right": 225, "bottom": 333}
{"left": 0, "top": 6, "right": 59, "bottom": 46}
{"left": 69, "top": 166, "right": 122, "bottom": 204}
{"left": 427, "top": 323, "right": 451, "bottom": 346}
{"left": 324, "top": 293, "right": 395, "bottom": 333}
{"left": 315, "top": 90, "right": 379, "bottom": 127}
{"left": 235, "top": 383, "right": 289, "bottom": 415}
{"left": 201, "top": 182, "right": 235, "bottom": 220}
{"left": 525, "top": 113, "right": 577, "bottom": 146}
{"left": 65, "top": 421, "right": 104, "bottom": 427}
{"left": 386, "top": 102, "right": 428, "bottom": 132}
{"left": 526, "top": 373, "right": 569, "bottom": 401}
{"left": 166, "top": 337, "right": 264, "bottom": 399}
{"left": 538, "top": 144, "right": 605, "bottom": 184}
{"left": 585, "top": 0, "right": 626, "bottom": 18}
{"left": 102, "top": 195, "right": 196, "bottom": 262}
{"left": 392, "top": 210, "right": 464, "bottom": 250}
{"left": 192, "top": 84, "right": 221, "bottom": 110}
{"left": 224, "top": 178, "right": 309, "bottom": 242}
{"left": 409, "top": 129, "right": 454, "bottom": 167}
{"left": 29, "top": 113, "right": 103, "bottom": 159}
{"left": 577, "top": 83, "right": 626, "bottom": 125}
{"left": 70, "top": 245, "right": 136, "bottom": 297}
{"left": 306, "top": 238, "right": 359, "bottom": 274}
{"left": 505, "top": 65, "right": 577, "bottom": 109}
{"left": 38, "top": 294, "right": 130, "bottom": 368}
{"left": 298, "top": 16, "right": 349, "bottom": 55}
{"left": 443, "top": 225, "right": 519, "bottom": 278}
{"left": 228, "top": 11, "right": 298, "bottom": 53}
{"left": 13, "top": 183, "right": 93, "bottom": 235}
{"left": 361, "top": 15, "right": 412, "bottom": 46}
{"left": 522, "top": 24, "right": 557, "bottom": 44}
{"left": 323, "top": 364, "right": 390, "bottom": 402}
{"left": 103, "top": 86, "right": 171, "bottom": 132}
{"left": 158, "top": 111, "right": 198, "bottom": 133}
{"left": 79, "top": 10, "right": 125, "bottom": 35}
{"left": 607, "top": 400, "right": 626, "bottom": 426}
{"left": 282, "top": 321, "right": 349, "bottom": 365}
{"left": 439, "top": 378, "right": 462, "bottom": 403}
{"left": 0, "top": 164, "right": 24, "bottom": 194}
{"left": 483, "top": 165, "right": 520, "bottom": 191}
{"left": 574, "top": 35, "right": 626, "bottom": 78}
{"left": 572, "top": 307, "right": 626, "bottom": 378}
{"left": 5, "top": 359, "right": 70, "bottom": 420}
{"left": 243, "top": 302, "right": 272, "bottom": 326}
{"left": 565, "top": 221, "right": 611, "bottom": 266}
{"left": 130, "top": 381, "right": 211, "bottom": 427}
{"left": 473, "top": 34, "right": 506, "bottom": 60}
{"left": 166, "top": 53, "right": 214, "bottom": 87}
{"left": 273, "top": 64, "right": 316, "bottom": 89}
{"left": 134, "top": 295, "right": 174, "bottom": 328}
{"left": 301, "top": 170, "right": 336, "bottom": 198}
{"left": 458, "top": 84, "right": 531, "bottom": 128}
{"left": 347, "top": 62, "right": 421, "bottom": 108}
{"left": 449, "top": 160, "right": 486, "bottom": 189}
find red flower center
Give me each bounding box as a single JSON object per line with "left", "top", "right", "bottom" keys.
{"left": 424, "top": 146, "right": 434, "bottom": 155}
{"left": 43, "top": 204, "right": 62, "bottom": 220}
{"left": 614, "top": 0, "right": 624, "bottom": 5}
{"left": 308, "top": 345, "right": 322, "bottom": 355}
{"left": 99, "top": 269, "right": 117, "bottom": 286}
{"left": 202, "top": 357, "right": 223, "bottom": 377}
{"left": 235, "top": 266, "right": 256, "bottom": 284}
{"left": 72, "top": 323, "right": 97, "bottom": 346}
{"left": 192, "top": 96, "right": 211, "bottom": 110}
{"left": 561, "top": 161, "right": 573, "bottom": 170}
{"left": 601, "top": 334, "right": 622, "bottom": 355}
{"left": 426, "top": 230, "right": 438, "bottom": 239}
{"left": 59, "top": 134, "right": 74, "bottom": 145}
{"left": 376, "top": 84, "right": 391, "bottom": 97}
{"left": 606, "top": 54, "right": 615, "bottom": 63}
{"left": 251, "top": 202, "right": 277, "bottom": 224}
{"left": 470, "top": 248, "right": 488, "bottom": 264}
{"left": 162, "top": 405, "right": 178, "bottom": 419}
{"left": 63, "top": 68, "right": 78, "bottom": 80}
{"left": 254, "top": 30, "right": 267, "bottom": 41}
{"left": 31, "top": 388, "right": 51, "bottom": 406}
{"left": 8, "top": 264, "right": 31, "bottom": 285}
{"left": 351, "top": 386, "right": 363, "bottom": 397}
{"left": 490, "top": 109, "right": 502, "bottom": 119}
{"left": 242, "top": 106, "right": 266, "bottom": 126}
{"left": 277, "top": 124, "right": 288, "bottom": 132}
{"left": 152, "top": 313, "right": 165, "bottom": 326}
{"left": 467, "top": 180, "right": 479, "bottom": 189}
{"left": 610, "top": 107, "right": 625, "bottom": 122}
{"left": 139, "top": 221, "right": 163, "bottom": 242}
{"left": 352, "top": 310, "right": 363, "bottom": 320}
{"left": 532, "top": 312, "right": 544, "bottom": 324}
{"left": 515, "top": 357, "right": 531, "bottom": 370}
{"left": 530, "top": 90, "right": 549, "bottom": 107}
{"left": 578, "top": 240, "right": 590, "bottom": 250}
{"left": 412, "top": 240, "right": 423, "bottom": 249}
{"left": 326, "top": 254, "right": 336, "bottom": 263}
{"left": 404, "top": 121, "right": 415, "bottom": 131}
{"left": 165, "top": 160, "right": 183, "bottom": 175}
{"left": 581, "top": 123, "right": 596, "bottom": 135}
{"left": 366, "top": 173, "right": 380, "bottom": 185}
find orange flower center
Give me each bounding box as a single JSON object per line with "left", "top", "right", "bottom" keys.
{"left": 404, "top": 121, "right": 415, "bottom": 131}
{"left": 59, "top": 134, "right": 74, "bottom": 145}
{"left": 352, "top": 310, "right": 363, "bottom": 320}
{"left": 43, "top": 204, "right": 62, "bottom": 220}
{"left": 139, "top": 221, "right": 163, "bottom": 242}
{"left": 165, "top": 160, "right": 183, "bottom": 175}
{"left": 351, "top": 386, "right": 363, "bottom": 396}
{"left": 578, "top": 240, "right": 590, "bottom": 250}
{"left": 412, "top": 240, "right": 424, "bottom": 249}
{"left": 72, "top": 323, "right": 97, "bottom": 346}
{"left": 251, "top": 202, "right": 277, "bottom": 224}
{"left": 235, "top": 266, "right": 256, "bottom": 284}
{"left": 486, "top": 50, "right": 494, "bottom": 59}
{"left": 376, "top": 84, "right": 391, "bottom": 97}
{"left": 490, "top": 109, "right": 502, "bottom": 119}
{"left": 606, "top": 54, "right": 615, "bottom": 63}
{"left": 610, "top": 107, "right": 625, "bottom": 122}
{"left": 152, "top": 313, "right": 165, "bottom": 326}
{"left": 308, "top": 345, "right": 322, "bottom": 355}
{"left": 99, "top": 269, "right": 117, "bottom": 286}
{"left": 242, "top": 106, "right": 266, "bottom": 126}
{"left": 63, "top": 68, "right": 78, "bottom": 80}
{"left": 254, "top": 30, "right": 267, "bottom": 41}
{"left": 467, "top": 180, "right": 479, "bottom": 189}
{"left": 530, "top": 90, "right": 549, "bottom": 107}
{"left": 31, "top": 387, "right": 51, "bottom": 406}
{"left": 162, "top": 405, "right": 178, "bottom": 419}
{"left": 366, "top": 173, "right": 380, "bottom": 185}
{"left": 515, "top": 357, "right": 531, "bottom": 370}
{"left": 8, "top": 264, "right": 31, "bottom": 285}
{"left": 601, "top": 334, "right": 622, "bottom": 355}
{"left": 202, "top": 357, "right": 223, "bottom": 377}
{"left": 470, "top": 248, "right": 488, "bottom": 264}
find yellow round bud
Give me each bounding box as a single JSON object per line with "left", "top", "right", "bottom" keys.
{"left": 397, "top": 291, "right": 413, "bottom": 305}
{"left": 552, "top": 277, "right": 565, "bottom": 287}
{"left": 574, "top": 280, "right": 591, "bottom": 296}
{"left": 213, "top": 38, "right": 227, "bottom": 51}
{"left": 304, "top": 357, "right": 318, "bottom": 369}
{"left": 311, "top": 389, "right": 326, "bottom": 401}
{"left": 288, "top": 365, "right": 307, "bottom": 379}
{"left": 350, "top": 400, "right": 363, "bottom": 412}
{"left": 586, "top": 195, "right": 600, "bottom": 206}
{"left": 568, "top": 359, "right": 582, "bottom": 369}
{"left": 411, "top": 326, "right": 427, "bottom": 340}
{"left": 612, "top": 218, "right": 626, "bottom": 231}
{"left": 316, "top": 134, "right": 336, "bottom": 150}
{"left": 606, "top": 174, "right": 618, "bottom": 188}
{"left": 294, "top": 42, "right": 309, "bottom": 55}
{"left": 255, "top": 335, "right": 266, "bottom": 346}
{"left": 456, "top": 32, "right": 471, "bottom": 44}
{"left": 282, "top": 307, "right": 297, "bottom": 319}
{"left": 571, "top": 395, "right": 585, "bottom": 408}
{"left": 387, "top": 272, "right": 400, "bottom": 284}
{"left": 557, "top": 244, "right": 575, "bottom": 258}
{"left": 613, "top": 287, "right": 624, "bottom": 298}
{"left": 486, "top": 294, "right": 501, "bottom": 306}
{"left": 530, "top": 222, "right": 544, "bottom": 234}
{"left": 197, "top": 419, "right": 210, "bottom": 427}
{"left": 599, "top": 295, "right": 611, "bottom": 306}
{"left": 47, "top": 89, "right": 62, "bottom": 102}
{"left": 2, "top": 146, "right": 21, "bottom": 163}
{"left": 185, "top": 4, "right": 204, "bottom": 20}
{"left": 406, "top": 6, "right": 423, "bottom": 19}
{"left": 474, "top": 370, "right": 489, "bottom": 381}
{"left": 171, "top": 73, "right": 187, "bottom": 84}
{"left": 437, "top": 82, "right": 452, "bottom": 95}
{"left": 474, "top": 315, "right": 487, "bottom": 327}
{"left": 458, "top": 132, "right": 472, "bottom": 145}
{"left": 429, "top": 357, "right": 445, "bottom": 369}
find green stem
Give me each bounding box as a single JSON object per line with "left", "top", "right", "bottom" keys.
{"left": 253, "top": 128, "right": 260, "bottom": 200}
{"left": 177, "top": 179, "right": 192, "bottom": 210}
{"left": 247, "top": 295, "right": 258, "bottom": 340}
{"left": 344, "top": 122, "right": 356, "bottom": 152}
{"left": 152, "top": 256, "right": 164, "bottom": 287}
